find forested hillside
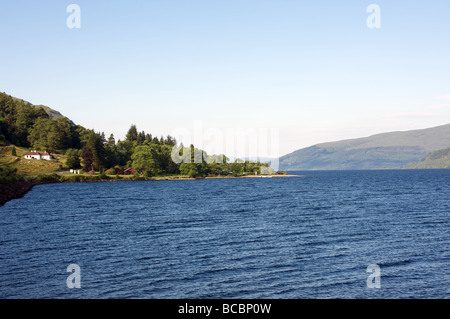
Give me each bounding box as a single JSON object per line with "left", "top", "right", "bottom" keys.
{"left": 0, "top": 92, "right": 271, "bottom": 178}
{"left": 405, "top": 148, "right": 450, "bottom": 169}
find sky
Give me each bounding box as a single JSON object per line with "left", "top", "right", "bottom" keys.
{"left": 1, "top": 0, "right": 450, "bottom": 158}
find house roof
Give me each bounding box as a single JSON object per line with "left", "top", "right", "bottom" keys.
{"left": 24, "top": 151, "right": 51, "bottom": 156}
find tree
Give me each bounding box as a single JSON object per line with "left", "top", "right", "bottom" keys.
{"left": 105, "top": 133, "right": 118, "bottom": 168}
{"left": 159, "top": 144, "right": 179, "bottom": 174}
{"left": 126, "top": 124, "right": 138, "bottom": 142}
{"left": 131, "top": 145, "right": 158, "bottom": 176}
{"left": 66, "top": 149, "right": 81, "bottom": 169}
{"left": 144, "top": 133, "right": 152, "bottom": 144}
{"left": 230, "top": 161, "right": 244, "bottom": 176}
{"left": 137, "top": 131, "right": 145, "bottom": 144}
{"left": 28, "top": 117, "right": 53, "bottom": 150}
{"left": 179, "top": 163, "right": 200, "bottom": 178}
{"left": 47, "top": 125, "right": 63, "bottom": 153}
{"left": 165, "top": 135, "right": 177, "bottom": 146}
{"left": 81, "top": 146, "right": 94, "bottom": 172}
{"left": 55, "top": 117, "right": 73, "bottom": 149}
{"left": 152, "top": 137, "right": 160, "bottom": 145}
{"left": 85, "top": 131, "right": 107, "bottom": 170}
{"left": 11, "top": 146, "right": 16, "bottom": 156}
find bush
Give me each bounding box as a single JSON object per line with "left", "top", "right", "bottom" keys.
{"left": 143, "top": 170, "right": 154, "bottom": 179}
{"left": 60, "top": 174, "right": 86, "bottom": 182}
{"left": 36, "top": 174, "right": 60, "bottom": 182}
{"left": 0, "top": 166, "right": 24, "bottom": 184}
{"left": 98, "top": 172, "right": 109, "bottom": 180}
{"left": 105, "top": 168, "right": 116, "bottom": 175}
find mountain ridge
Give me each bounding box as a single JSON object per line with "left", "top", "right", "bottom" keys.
{"left": 10, "top": 95, "right": 75, "bottom": 125}
{"left": 280, "top": 124, "right": 450, "bottom": 170}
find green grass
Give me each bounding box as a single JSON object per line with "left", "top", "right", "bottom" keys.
{"left": 0, "top": 145, "right": 67, "bottom": 175}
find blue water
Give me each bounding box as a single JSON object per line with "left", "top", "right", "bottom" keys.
{"left": 0, "top": 170, "right": 449, "bottom": 299}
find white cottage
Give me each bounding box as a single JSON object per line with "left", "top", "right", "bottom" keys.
{"left": 23, "top": 150, "right": 53, "bottom": 160}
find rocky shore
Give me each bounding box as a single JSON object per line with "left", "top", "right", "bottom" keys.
{"left": 0, "top": 181, "right": 58, "bottom": 207}
{"left": 1, "top": 181, "right": 34, "bottom": 206}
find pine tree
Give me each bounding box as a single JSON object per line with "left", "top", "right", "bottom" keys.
{"left": 126, "top": 124, "right": 138, "bottom": 142}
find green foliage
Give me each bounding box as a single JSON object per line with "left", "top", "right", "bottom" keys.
{"left": 131, "top": 145, "right": 159, "bottom": 175}
{"left": 406, "top": 148, "right": 450, "bottom": 169}
{"left": 81, "top": 130, "right": 107, "bottom": 171}
{"left": 36, "top": 173, "right": 60, "bottom": 182}
{"left": 60, "top": 174, "right": 84, "bottom": 182}
{"left": 424, "top": 148, "right": 450, "bottom": 161}
{"left": 1, "top": 96, "right": 272, "bottom": 178}
{"left": 105, "top": 168, "right": 116, "bottom": 175}
{"left": 0, "top": 93, "right": 48, "bottom": 146}
{"left": 126, "top": 124, "right": 138, "bottom": 143}
{"left": 0, "top": 166, "right": 24, "bottom": 184}
{"left": 179, "top": 163, "right": 203, "bottom": 178}
{"left": 65, "top": 148, "right": 81, "bottom": 169}
{"left": 143, "top": 170, "right": 153, "bottom": 178}
{"left": 98, "top": 172, "right": 109, "bottom": 180}
{"left": 60, "top": 174, "right": 106, "bottom": 182}
{"left": 11, "top": 146, "right": 16, "bottom": 156}
{"left": 132, "top": 171, "right": 142, "bottom": 181}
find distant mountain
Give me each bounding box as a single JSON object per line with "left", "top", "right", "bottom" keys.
{"left": 11, "top": 96, "right": 75, "bottom": 125}
{"left": 405, "top": 148, "right": 450, "bottom": 169}
{"left": 279, "top": 124, "right": 450, "bottom": 170}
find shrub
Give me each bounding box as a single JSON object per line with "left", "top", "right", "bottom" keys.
{"left": 143, "top": 171, "right": 154, "bottom": 179}
{"left": 105, "top": 168, "right": 116, "bottom": 175}
{"left": 0, "top": 166, "right": 24, "bottom": 184}
{"left": 36, "top": 174, "right": 60, "bottom": 182}
{"left": 90, "top": 175, "right": 101, "bottom": 181}
{"left": 98, "top": 172, "right": 109, "bottom": 180}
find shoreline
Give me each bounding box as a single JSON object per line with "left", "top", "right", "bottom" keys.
{"left": 0, "top": 180, "right": 58, "bottom": 207}
{"left": 0, "top": 174, "right": 302, "bottom": 206}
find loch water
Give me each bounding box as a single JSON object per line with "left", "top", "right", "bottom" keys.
{"left": 0, "top": 170, "right": 449, "bottom": 298}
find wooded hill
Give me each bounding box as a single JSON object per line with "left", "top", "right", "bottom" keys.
{"left": 0, "top": 92, "right": 271, "bottom": 178}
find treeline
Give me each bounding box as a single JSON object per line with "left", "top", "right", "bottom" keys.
{"left": 76, "top": 124, "right": 181, "bottom": 175}
{"left": 1, "top": 92, "right": 272, "bottom": 177}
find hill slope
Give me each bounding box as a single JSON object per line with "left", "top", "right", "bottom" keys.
{"left": 11, "top": 96, "right": 74, "bottom": 124}
{"left": 405, "top": 148, "right": 450, "bottom": 169}
{"left": 0, "top": 145, "right": 66, "bottom": 175}
{"left": 279, "top": 124, "right": 450, "bottom": 170}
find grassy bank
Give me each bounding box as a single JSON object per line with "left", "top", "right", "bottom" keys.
{"left": 0, "top": 145, "right": 67, "bottom": 175}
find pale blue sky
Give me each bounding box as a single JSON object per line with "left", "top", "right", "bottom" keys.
{"left": 1, "top": 0, "right": 449, "bottom": 156}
